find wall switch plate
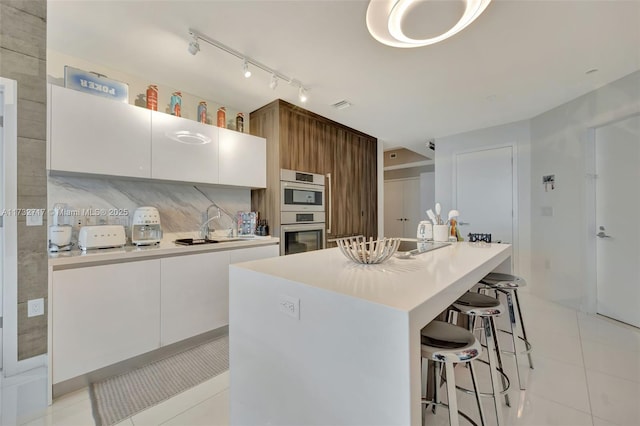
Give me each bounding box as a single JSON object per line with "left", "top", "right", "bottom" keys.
{"left": 541, "top": 206, "right": 553, "bottom": 217}
{"left": 26, "top": 209, "right": 43, "bottom": 226}
{"left": 278, "top": 295, "right": 300, "bottom": 320}
{"left": 28, "top": 298, "right": 45, "bottom": 317}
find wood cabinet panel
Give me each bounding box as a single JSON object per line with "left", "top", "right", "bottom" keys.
{"left": 251, "top": 100, "right": 377, "bottom": 241}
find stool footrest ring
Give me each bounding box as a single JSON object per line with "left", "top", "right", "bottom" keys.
{"left": 497, "top": 328, "right": 533, "bottom": 356}
{"left": 441, "top": 358, "right": 511, "bottom": 396}
{"left": 421, "top": 399, "right": 481, "bottom": 426}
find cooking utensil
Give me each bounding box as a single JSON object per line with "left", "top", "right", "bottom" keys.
{"left": 435, "top": 203, "right": 442, "bottom": 225}
{"left": 426, "top": 209, "right": 437, "bottom": 224}
{"left": 448, "top": 210, "right": 460, "bottom": 221}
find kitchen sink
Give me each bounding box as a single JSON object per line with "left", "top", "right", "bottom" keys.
{"left": 174, "top": 237, "right": 243, "bottom": 246}
{"left": 174, "top": 238, "right": 220, "bottom": 246}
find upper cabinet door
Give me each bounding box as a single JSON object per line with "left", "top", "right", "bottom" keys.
{"left": 218, "top": 127, "right": 266, "bottom": 188}
{"left": 151, "top": 111, "right": 219, "bottom": 184}
{"left": 49, "top": 85, "right": 152, "bottom": 178}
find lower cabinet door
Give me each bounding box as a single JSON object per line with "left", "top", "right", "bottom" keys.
{"left": 160, "top": 251, "right": 230, "bottom": 346}
{"left": 52, "top": 260, "right": 161, "bottom": 383}
{"left": 229, "top": 244, "right": 279, "bottom": 263}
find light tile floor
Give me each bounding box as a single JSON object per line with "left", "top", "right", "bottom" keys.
{"left": 1, "top": 291, "right": 638, "bottom": 425}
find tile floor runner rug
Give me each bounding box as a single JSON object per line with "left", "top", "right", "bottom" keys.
{"left": 89, "top": 335, "right": 229, "bottom": 426}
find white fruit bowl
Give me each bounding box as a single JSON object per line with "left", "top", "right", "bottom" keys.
{"left": 337, "top": 236, "right": 401, "bottom": 264}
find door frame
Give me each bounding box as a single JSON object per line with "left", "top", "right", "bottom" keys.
{"left": 585, "top": 111, "right": 640, "bottom": 315}
{"left": 452, "top": 143, "right": 518, "bottom": 273}
{"left": 1, "top": 77, "right": 18, "bottom": 375}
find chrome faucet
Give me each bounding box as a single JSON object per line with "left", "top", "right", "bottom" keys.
{"left": 200, "top": 202, "right": 237, "bottom": 239}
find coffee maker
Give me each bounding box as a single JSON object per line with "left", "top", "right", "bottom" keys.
{"left": 48, "top": 203, "right": 72, "bottom": 252}
{"left": 131, "top": 207, "right": 163, "bottom": 246}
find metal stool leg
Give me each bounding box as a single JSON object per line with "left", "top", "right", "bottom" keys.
{"left": 489, "top": 316, "right": 511, "bottom": 407}
{"left": 483, "top": 318, "right": 505, "bottom": 426}
{"left": 468, "top": 359, "right": 487, "bottom": 426}
{"left": 504, "top": 290, "right": 526, "bottom": 390}
{"left": 445, "top": 360, "right": 460, "bottom": 426}
{"left": 513, "top": 289, "right": 534, "bottom": 369}
{"left": 433, "top": 361, "right": 441, "bottom": 414}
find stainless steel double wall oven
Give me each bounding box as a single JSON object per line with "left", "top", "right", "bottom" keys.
{"left": 280, "top": 169, "right": 326, "bottom": 255}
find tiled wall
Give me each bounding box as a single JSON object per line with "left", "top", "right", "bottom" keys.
{"left": 0, "top": 0, "right": 48, "bottom": 359}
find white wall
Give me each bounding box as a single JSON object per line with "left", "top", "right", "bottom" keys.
{"left": 435, "top": 120, "right": 531, "bottom": 280}
{"left": 419, "top": 172, "right": 435, "bottom": 217}
{"left": 530, "top": 70, "right": 640, "bottom": 310}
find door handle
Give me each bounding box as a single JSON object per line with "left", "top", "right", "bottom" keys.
{"left": 396, "top": 218, "right": 403, "bottom": 221}
{"left": 458, "top": 221, "right": 470, "bottom": 226}
{"left": 597, "top": 226, "right": 611, "bottom": 238}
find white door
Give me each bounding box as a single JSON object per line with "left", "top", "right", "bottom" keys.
{"left": 384, "top": 180, "right": 404, "bottom": 237}
{"left": 455, "top": 146, "right": 514, "bottom": 245}
{"left": 384, "top": 178, "right": 421, "bottom": 238}
{"left": 595, "top": 115, "right": 640, "bottom": 328}
{"left": 403, "top": 178, "right": 421, "bottom": 238}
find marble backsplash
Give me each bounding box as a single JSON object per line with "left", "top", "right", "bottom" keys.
{"left": 48, "top": 175, "right": 251, "bottom": 242}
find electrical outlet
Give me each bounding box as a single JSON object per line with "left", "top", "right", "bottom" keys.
{"left": 28, "top": 298, "right": 45, "bottom": 317}
{"left": 278, "top": 295, "right": 300, "bottom": 320}
{"left": 26, "top": 209, "right": 43, "bottom": 226}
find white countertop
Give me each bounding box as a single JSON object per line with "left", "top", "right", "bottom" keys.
{"left": 234, "top": 241, "right": 511, "bottom": 313}
{"left": 49, "top": 236, "right": 279, "bottom": 268}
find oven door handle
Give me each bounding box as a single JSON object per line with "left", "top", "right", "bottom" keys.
{"left": 326, "top": 173, "right": 332, "bottom": 234}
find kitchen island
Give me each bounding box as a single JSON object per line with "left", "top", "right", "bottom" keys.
{"left": 229, "top": 241, "right": 511, "bottom": 425}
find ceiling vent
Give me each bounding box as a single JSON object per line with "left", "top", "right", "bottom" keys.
{"left": 331, "top": 100, "right": 352, "bottom": 110}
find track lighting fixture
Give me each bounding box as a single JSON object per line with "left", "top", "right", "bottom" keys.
{"left": 187, "top": 35, "right": 200, "bottom": 55}
{"left": 269, "top": 73, "right": 278, "bottom": 90}
{"left": 242, "top": 60, "right": 252, "bottom": 78}
{"left": 298, "top": 86, "right": 308, "bottom": 103}
{"left": 188, "top": 28, "right": 310, "bottom": 103}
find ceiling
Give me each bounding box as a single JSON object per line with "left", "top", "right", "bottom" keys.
{"left": 47, "top": 1, "right": 640, "bottom": 158}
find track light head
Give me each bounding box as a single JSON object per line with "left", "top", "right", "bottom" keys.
{"left": 243, "top": 60, "right": 252, "bottom": 78}
{"left": 269, "top": 73, "right": 278, "bottom": 90}
{"left": 298, "top": 86, "right": 308, "bottom": 103}
{"left": 188, "top": 34, "right": 200, "bottom": 55}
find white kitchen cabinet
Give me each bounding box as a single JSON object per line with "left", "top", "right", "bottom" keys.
{"left": 151, "top": 111, "right": 219, "bottom": 184}
{"left": 160, "top": 251, "right": 230, "bottom": 346}
{"left": 218, "top": 127, "right": 266, "bottom": 188}
{"left": 51, "top": 259, "right": 161, "bottom": 383}
{"left": 49, "top": 85, "right": 152, "bottom": 178}
{"left": 229, "top": 244, "right": 279, "bottom": 263}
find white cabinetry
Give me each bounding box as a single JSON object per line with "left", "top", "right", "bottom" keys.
{"left": 49, "top": 85, "right": 151, "bottom": 178}
{"left": 151, "top": 111, "right": 219, "bottom": 184}
{"left": 51, "top": 260, "right": 161, "bottom": 383}
{"left": 160, "top": 251, "right": 229, "bottom": 346}
{"left": 49, "top": 85, "right": 266, "bottom": 188}
{"left": 50, "top": 243, "right": 279, "bottom": 385}
{"left": 218, "top": 127, "right": 266, "bottom": 188}
{"left": 229, "top": 244, "right": 279, "bottom": 263}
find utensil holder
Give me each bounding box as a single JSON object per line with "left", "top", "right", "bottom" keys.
{"left": 433, "top": 224, "right": 449, "bottom": 242}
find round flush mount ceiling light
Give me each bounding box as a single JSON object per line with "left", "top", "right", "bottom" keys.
{"left": 366, "top": 0, "right": 492, "bottom": 48}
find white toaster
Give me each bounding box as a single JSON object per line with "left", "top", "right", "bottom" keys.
{"left": 78, "top": 225, "right": 126, "bottom": 250}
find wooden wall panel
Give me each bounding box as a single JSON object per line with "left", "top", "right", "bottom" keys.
{"left": 251, "top": 99, "right": 377, "bottom": 242}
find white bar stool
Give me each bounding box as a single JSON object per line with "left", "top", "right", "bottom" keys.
{"left": 479, "top": 272, "right": 534, "bottom": 390}
{"left": 421, "top": 320, "right": 486, "bottom": 426}
{"left": 450, "top": 292, "right": 510, "bottom": 426}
